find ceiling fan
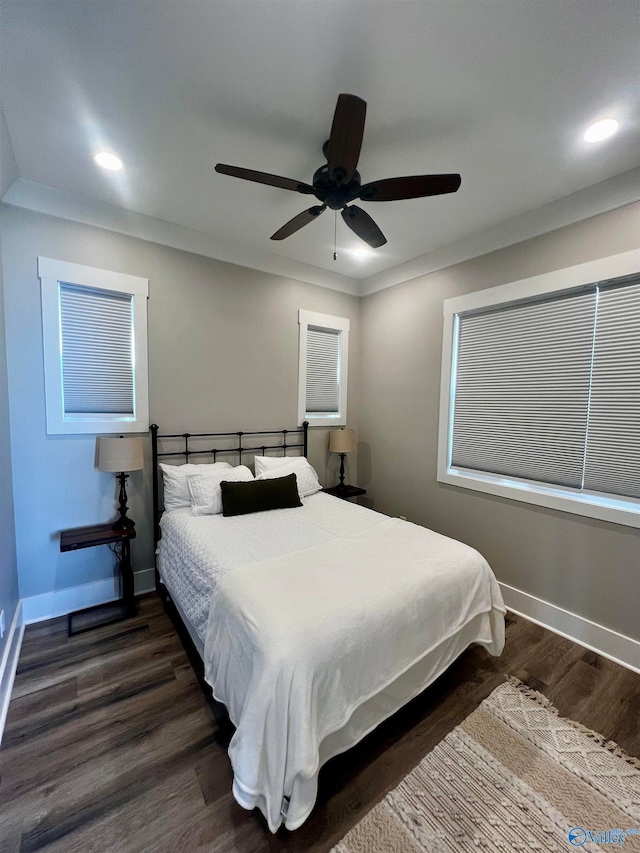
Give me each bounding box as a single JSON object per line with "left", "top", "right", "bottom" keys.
{"left": 215, "top": 94, "right": 461, "bottom": 250}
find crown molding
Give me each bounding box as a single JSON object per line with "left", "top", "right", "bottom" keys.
{"left": 3, "top": 170, "right": 639, "bottom": 300}
{"left": 1, "top": 178, "right": 360, "bottom": 296}
{"left": 358, "top": 167, "right": 640, "bottom": 296}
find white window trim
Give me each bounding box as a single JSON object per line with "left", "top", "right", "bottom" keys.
{"left": 39, "top": 257, "right": 149, "bottom": 435}
{"left": 437, "top": 248, "right": 640, "bottom": 529}
{"left": 298, "top": 309, "right": 349, "bottom": 427}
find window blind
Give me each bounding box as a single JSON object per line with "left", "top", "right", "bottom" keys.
{"left": 451, "top": 291, "right": 596, "bottom": 487}
{"left": 583, "top": 279, "right": 640, "bottom": 499}
{"left": 60, "top": 283, "right": 134, "bottom": 415}
{"left": 305, "top": 326, "right": 340, "bottom": 413}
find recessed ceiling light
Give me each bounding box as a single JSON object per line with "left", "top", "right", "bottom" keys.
{"left": 352, "top": 247, "right": 373, "bottom": 259}
{"left": 583, "top": 118, "right": 619, "bottom": 144}
{"left": 94, "top": 151, "right": 123, "bottom": 170}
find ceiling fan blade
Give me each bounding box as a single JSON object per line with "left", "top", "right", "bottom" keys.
{"left": 271, "top": 205, "right": 326, "bottom": 241}
{"left": 215, "top": 163, "right": 314, "bottom": 194}
{"left": 327, "top": 94, "right": 367, "bottom": 185}
{"left": 341, "top": 205, "right": 386, "bottom": 248}
{"left": 358, "top": 173, "right": 462, "bottom": 202}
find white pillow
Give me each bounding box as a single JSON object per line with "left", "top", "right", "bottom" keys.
{"left": 254, "top": 455, "right": 317, "bottom": 475}
{"left": 160, "top": 462, "right": 232, "bottom": 513}
{"left": 255, "top": 457, "right": 322, "bottom": 498}
{"left": 253, "top": 454, "right": 292, "bottom": 475}
{"left": 187, "top": 465, "right": 254, "bottom": 516}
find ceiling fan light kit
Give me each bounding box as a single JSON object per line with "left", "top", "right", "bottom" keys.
{"left": 215, "top": 93, "right": 461, "bottom": 253}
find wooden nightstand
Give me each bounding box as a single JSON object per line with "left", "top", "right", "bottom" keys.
{"left": 60, "top": 523, "right": 137, "bottom": 635}
{"left": 321, "top": 485, "right": 367, "bottom": 501}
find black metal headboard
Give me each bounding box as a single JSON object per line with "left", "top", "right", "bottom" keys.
{"left": 150, "top": 422, "right": 309, "bottom": 550}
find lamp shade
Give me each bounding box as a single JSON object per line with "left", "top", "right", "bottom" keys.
{"left": 97, "top": 436, "right": 144, "bottom": 472}
{"left": 329, "top": 428, "right": 356, "bottom": 454}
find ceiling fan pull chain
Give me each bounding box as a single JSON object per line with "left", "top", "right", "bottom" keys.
{"left": 333, "top": 210, "right": 337, "bottom": 261}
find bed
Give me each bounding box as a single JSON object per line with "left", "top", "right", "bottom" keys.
{"left": 151, "top": 423, "right": 506, "bottom": 832}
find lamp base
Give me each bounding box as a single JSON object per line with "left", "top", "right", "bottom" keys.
{"left": 337, "top": 452, "right": 347, "bottom": 490}
{"left": 112, "top": 516, "right": 136, "bottom": 532}
{"left": 113, "top": 472, "right": 135, "bottom": 532}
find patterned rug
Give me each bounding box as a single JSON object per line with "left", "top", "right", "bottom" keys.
{"left": 330, "top": 679, "right": 640, "bottom": 852}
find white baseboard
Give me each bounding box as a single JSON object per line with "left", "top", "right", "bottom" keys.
{"left": 499, "top": 582, "right": 640, "bottom": 675}
{"left": 0, "top": 601, "right": 25, "bottom": 745}
{"left": 22, "top": 569, "right": 157, "bottom": 625}
{"left": 134, "top": 567, "right": 156, "bottom": 596}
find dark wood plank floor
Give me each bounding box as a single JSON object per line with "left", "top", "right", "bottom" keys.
{"left": 1, "top": 594, "right": 638, "bottom": 853}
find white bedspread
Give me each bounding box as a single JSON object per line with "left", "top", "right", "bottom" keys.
{"left": 158, "top": 492, "right": 382, "bottom": 640}
{"left": 203, "top": 514, "right": 505, "bottom": 832}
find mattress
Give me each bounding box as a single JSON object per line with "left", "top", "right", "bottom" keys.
{"left": 158, "top": 492, "right": 506, "bottom": 832}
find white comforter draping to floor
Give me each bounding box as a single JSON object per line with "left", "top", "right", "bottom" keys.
{"left": 204, "top": 515, "right": 505, "bottom": 832}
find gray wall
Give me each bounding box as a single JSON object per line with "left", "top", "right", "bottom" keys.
{"left": 0, "top": 205, "right": 360, "bottom": 600}
{"left": 360, "top": 201, "right": 640, "bottom": 642}
{"left": 0, "top": 229, "right": 19, "bottom": 651}
{"left": 2, "top": 197, "right": 638, "bottom": 642}
{"left": 0, "top": 106, "right": 18, "bottom": 199}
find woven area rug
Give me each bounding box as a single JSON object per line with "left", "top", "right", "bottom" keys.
{"left": 330, "top": 679, "right": 640, "bottom": 852}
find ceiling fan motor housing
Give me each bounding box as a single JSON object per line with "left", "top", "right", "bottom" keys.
{"left": 312, "top": 165, "right": 362, "bottom": 209}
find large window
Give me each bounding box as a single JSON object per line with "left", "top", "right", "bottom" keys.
{"left": 438, "top": 249, "right": 640, "bottom": 528}
{"left": 39, "top": 257, "right": 149, "bottom": 434}
{"left": 298, "top": 309, "right": 349, "bottom": 427}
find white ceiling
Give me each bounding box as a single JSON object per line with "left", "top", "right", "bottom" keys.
{"left": 2, "top": 1, "right": 639, "bottom": 291}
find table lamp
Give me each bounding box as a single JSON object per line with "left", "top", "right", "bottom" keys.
{"left": 97, "top": 436, "right": 144, "bottom": 531}
{"left": 329, "top": 428, "right": 356, "bottom": 492}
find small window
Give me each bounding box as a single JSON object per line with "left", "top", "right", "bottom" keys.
{"left": 438, "top": 249, "right": 640, "bottom": 528}
{"left": 298, "top": 309, "right": 349, "bottom": 426}
{"left": 39, "top": 257, "right": 149, "bottom": 434}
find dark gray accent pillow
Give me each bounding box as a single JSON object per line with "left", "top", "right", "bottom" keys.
{"left": 221, "top": 473, "right": 302, "bottom": 517}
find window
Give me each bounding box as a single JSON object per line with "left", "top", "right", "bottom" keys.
{"left": 298, "top": 309, "right": 349, "bottom": 427}
{"left": 39, "top": 257, "right": 149, "bottom": 434}
{"left": 438, "top": 249, "right": 640, "bottom": 528}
